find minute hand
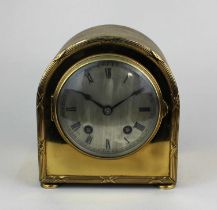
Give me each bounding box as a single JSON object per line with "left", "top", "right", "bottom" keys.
{"left": 111, "top": 86, "right": 145, "bottom": 110}
{"left": 71, "top": 89, "right": 104, "bottom": 109}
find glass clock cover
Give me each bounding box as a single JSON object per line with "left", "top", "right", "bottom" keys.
{"left": 55, "top": 55, "right": 161, "bottom": 158}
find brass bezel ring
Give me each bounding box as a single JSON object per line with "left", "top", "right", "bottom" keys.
{"left": 53, "top": 53, "right": 165, "bottom": 159}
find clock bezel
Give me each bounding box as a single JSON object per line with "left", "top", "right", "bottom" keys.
{"left": 52, "top": 53, "right": 167, "bottom": 159}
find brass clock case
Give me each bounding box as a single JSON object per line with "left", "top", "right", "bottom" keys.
{"left": 37, "top": 25, "right": 179, "bottom": 189}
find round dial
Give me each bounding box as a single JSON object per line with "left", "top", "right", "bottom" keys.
{"left": 54, "top": 54, "right": 163, "bottom": 158}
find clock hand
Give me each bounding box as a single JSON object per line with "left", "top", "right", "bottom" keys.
{"left": 111, "top": 86, "right": 145, "bottom": 110}
{"left": 71, "top": 89, "right": 104, "bottom": 109}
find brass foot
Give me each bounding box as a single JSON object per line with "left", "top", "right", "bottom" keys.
{"left": 41, "top": 183, "right": 59, "bottom": 189}
{"left": 159, "top": 184, "right": 175, "bottom": 190}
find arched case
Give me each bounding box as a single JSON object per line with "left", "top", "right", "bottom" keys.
{"left": 36, "top": 25, "right": 180, "bottom": 189}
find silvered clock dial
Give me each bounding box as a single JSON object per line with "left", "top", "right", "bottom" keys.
{"left": 53, "top": 54, "right": 163, "bottom": 158}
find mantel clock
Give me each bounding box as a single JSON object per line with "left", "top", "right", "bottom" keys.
{"left": 36, "top": 25, "right": 180, "bottom": 189}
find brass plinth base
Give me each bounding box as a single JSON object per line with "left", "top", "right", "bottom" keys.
{"left": 159, "top": 184, "right": 176, "bottom": 190}
{"left": 41, "top": 183, "right": 59, "bottom": 189}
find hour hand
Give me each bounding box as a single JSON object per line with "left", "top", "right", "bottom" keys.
{"left": 71, "top": 89, "right": 104, "bottom": 109}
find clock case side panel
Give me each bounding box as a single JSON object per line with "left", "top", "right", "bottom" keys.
{"left": 36, "top": 25, "right": 179, "bottom": 187}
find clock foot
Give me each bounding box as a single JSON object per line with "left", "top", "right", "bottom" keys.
{"left": 159, "top": 184, "right": 176, "bottom": 190}
{"left": 41, "top": 183, "right": 59, "bottom": 189}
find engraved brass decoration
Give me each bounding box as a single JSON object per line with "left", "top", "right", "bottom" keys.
{"left": 37, "top": 25, "right": 180, "bottom": 189}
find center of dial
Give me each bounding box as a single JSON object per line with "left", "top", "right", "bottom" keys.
{"left": 103, "top": 106, "right": 112, "bottom": 116}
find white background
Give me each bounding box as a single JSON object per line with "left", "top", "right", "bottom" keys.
{"left": 0, "top": 0, "right": 217, "bottom": 209}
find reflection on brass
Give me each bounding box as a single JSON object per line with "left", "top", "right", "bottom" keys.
{"left": 37, "top": 25, "right": 179, "bottom": 189}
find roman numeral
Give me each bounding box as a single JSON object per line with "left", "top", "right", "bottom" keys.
{"left": 66, "top": 107, "right": 76, "bottom": 111}
{"left": 123, "top": 74, "right": 128, "bottom": 83}
{"left": 134, "top": 122, "right": 145, "bottom": 131}
{"left": 71, "top": 122, "right": 81, "bottom": 131}
{"left": 105, "top": 68, "right": 111, "bottom": 79}
{"left": 85, "top": 72, "right": 94, "bottom": 83}
{"left": 85, "top": 135, "right": 92, "bottom": 144}
{"left": 139, "top": 107, "right": 150, "bottom": 112}
{"left": 106, "top": 139, "right": 111, "bottom": 150}
{"left": 124, "top": 137, "right": 130, "bottom": 143}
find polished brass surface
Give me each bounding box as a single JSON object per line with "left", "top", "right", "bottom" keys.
{"left": 41, "top": 183, "right": 59, "bottom": 189}
{"left": 37, "top": 25, "right": 179, "bottom": 189}
{"left": 159, "top": 184, "right": 176, "bottom": 190}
